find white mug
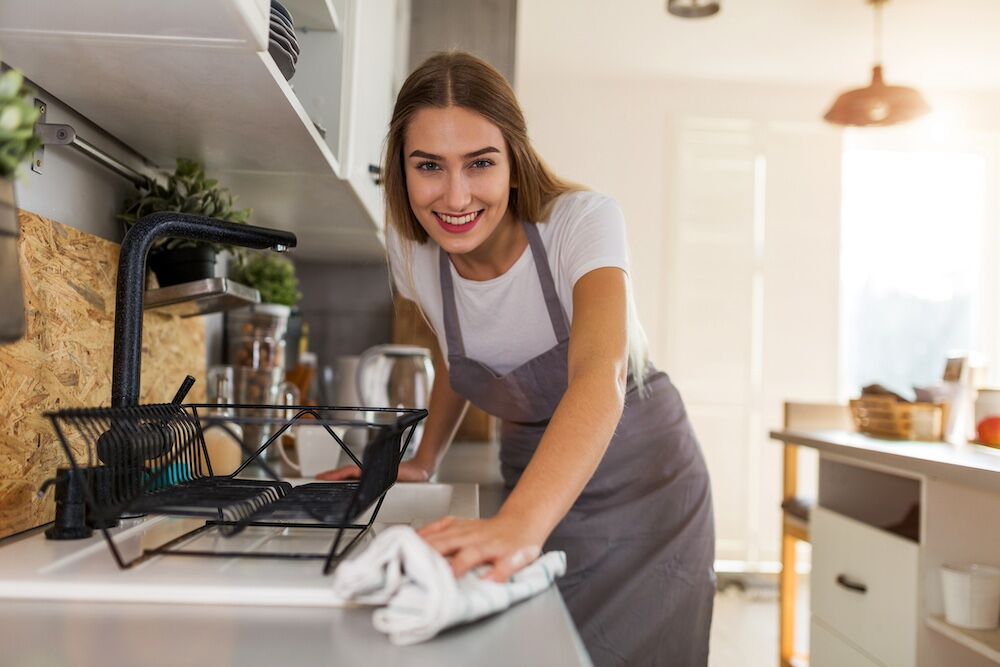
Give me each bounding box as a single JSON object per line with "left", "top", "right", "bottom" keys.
{"left": 278, "top": 422, "right": 350, "bottom": 478}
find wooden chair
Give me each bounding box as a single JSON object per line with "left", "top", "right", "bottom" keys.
{"left": 780, "top": 401, "right": 852, "bottom": 667}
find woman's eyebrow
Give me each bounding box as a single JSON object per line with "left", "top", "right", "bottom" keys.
{"left": 408, "top": 147, "right": 501, "bottom": 160}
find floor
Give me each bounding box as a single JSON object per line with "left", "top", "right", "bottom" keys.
{"left": 709, "top": 573, "right": 810, "bottom": 667}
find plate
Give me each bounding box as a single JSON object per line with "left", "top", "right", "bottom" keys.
{"left": 268, "top": 40, "right": 295, "bottom": 81}
{"left": 270, "top": 7, "right": 294, "bottom": 34}
{"left": 269, "top": 32, "right": 298, "bottom": 65}
{"left": 271, "top": 0, "right": 294, "bottom": 27}
{"left": 269, "top": 19, "right": 299, "bottom": 56}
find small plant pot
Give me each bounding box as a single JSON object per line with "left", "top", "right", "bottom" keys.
{"left": 147, "top": 246, "right": 217, "bottom": 287}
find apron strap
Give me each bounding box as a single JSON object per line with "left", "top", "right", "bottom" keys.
{"left": 522, "top": 221, "right": 570, "bottom": 342}
{"left": 437, "top": 221, "right": 571, "bottom": 359}
{"left": 438, "top": 247, "right": 466, "bottom": 357}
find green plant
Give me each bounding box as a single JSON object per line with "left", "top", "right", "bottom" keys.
{"left": 0, "top": 66, "right": 42, "bottom": 179}
{"left": 117, "top": 157, "right": 251, "bottom": 253}
{"left": 231, "top": 252, "right": 302, "bottom": 306}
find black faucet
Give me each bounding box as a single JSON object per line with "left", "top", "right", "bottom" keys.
{"left": 111, "top": 212, "right": 297, "bottom": 408}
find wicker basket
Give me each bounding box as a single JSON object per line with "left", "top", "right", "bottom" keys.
{"left": 849, "top": 395, "right": 946, "bottom": 441}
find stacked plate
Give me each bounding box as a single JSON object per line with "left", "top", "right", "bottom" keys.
{"left": 269, "top": 0, "right": 299, "bottom": 81}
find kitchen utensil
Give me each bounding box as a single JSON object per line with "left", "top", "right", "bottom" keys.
{"left": 269, "top": 32, "right": 298, "bottom": 65}
{"left": 269, "top": 19, "right": 299, "bottom": 56}
{"left": 278, "top": 420, "right": 349, "bottom": 477}
{"left": 270, "top": 8, "right": 294, "bottom": 34}
{"left": 941, "top": 563, "right": 1000, "bottom": 630}
{"left": 271, "top": 0, "right": 294, "bottom": 27}
{"left": 44, "top": 401, "right": 427, "bottom": 572}
{"left": 356, "top": 345, "right": 434, "bottom": 459}
{"left": 234, "top": 366, "right": 299, "bottom": 467}
{"left": 268, "top": 40, "right": 296, "bottom": 80}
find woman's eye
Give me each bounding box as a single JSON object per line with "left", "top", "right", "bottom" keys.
{"left": 470, "top": 159, "right": 494, "bottom": 169}
{"left": 416, "top": 162, "right": 441, "bottom": 172}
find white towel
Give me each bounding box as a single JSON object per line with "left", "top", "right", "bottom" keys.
{"left": 331, "top": 525, "right": 566, "bottom": 645}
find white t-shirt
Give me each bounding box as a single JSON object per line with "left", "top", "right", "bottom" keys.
{"left": 387, "top": 190, "right": 647, "bottom": 375}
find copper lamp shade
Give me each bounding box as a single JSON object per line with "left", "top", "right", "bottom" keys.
{"left": 824, "top": 65, "right": 931, "bottom": 127}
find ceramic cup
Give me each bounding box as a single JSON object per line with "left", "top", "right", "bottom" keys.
{"left": 941, "top": 563, "right": 1000, "bottom": 630}
{"left": 278, "top": 422, "right": 349, "bottom": 478}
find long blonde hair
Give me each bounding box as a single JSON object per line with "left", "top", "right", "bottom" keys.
{"left": 382, "top": 51, "right": 650, "bottom": 389}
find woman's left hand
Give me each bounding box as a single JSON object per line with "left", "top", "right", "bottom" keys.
{"left": 418, "top": 514, "right": 546, "bottom": 583}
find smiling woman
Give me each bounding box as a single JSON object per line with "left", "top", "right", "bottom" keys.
{"left": 318, "top": 51, "right": 716, "bottom": 667}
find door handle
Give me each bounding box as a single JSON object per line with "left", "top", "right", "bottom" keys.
{"left": 836, "top": 573, "right": 868, "bottom": 594}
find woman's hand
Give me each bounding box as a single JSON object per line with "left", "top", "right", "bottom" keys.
{"left": 315, "top": 459, "right": 433, "bottom": 482}
{"left": 418, "top": 514, "right": 546, "bottom": 583}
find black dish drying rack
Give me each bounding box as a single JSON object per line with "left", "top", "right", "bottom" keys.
{"left": 45, "top": 400, "right": 427, "bottom": 575}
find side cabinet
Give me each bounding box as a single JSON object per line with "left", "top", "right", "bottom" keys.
{"left": 811, "top": 505, "right": 919, "bottom": 666}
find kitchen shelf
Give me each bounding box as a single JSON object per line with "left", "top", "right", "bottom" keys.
{"left": 0, "top": 0, "right": 387, "bottom": 261}
{"left": 144, "top": 277, "right": 260, "bottom": 318}
{"left": 282, "top": 0, "right": 340, "bottom": 31}
{"left": 926, "top": 615, "right": 1000, "bottom": 664}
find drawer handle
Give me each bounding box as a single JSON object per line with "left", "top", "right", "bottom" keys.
{"left": 836, "top": 574, "right": 868, "bottom": 594}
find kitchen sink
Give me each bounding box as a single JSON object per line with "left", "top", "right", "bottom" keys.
{"left": 0, "top": 482, "right": 477, "bottom": 607}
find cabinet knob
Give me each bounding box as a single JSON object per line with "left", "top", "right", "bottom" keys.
{"left": 368, "top": 164, "right": 382, "bottom": 186}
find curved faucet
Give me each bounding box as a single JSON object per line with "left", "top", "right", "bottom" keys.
{"left": 112, "top": 212, "right": 297, "bottom": 408}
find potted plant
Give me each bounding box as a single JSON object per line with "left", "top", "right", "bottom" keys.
{"left": 118, "top": 158, "right": 251, "bottom": 287}
{"left": 0, "top": 62, "right": 42, "bottom": 343}
{"left": 226, "top": 251, "right": 302, "bottom": 369}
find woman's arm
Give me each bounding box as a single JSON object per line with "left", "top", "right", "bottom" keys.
{"left": 317, "top": 339, "right": 469, "bottom": 481}
{"left": 420, "top": 266, "right": 629, "bottom": 580}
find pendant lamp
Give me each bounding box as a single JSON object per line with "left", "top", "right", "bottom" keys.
{"left": 824, "top": 0, "right": 930, "bottom": 127}
{"left": 667, "top": 0, "right": 719, "bottom": 19}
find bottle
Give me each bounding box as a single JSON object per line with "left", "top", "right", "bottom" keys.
{"left": 199, "top": 368, "right": 245, "bottom": 477}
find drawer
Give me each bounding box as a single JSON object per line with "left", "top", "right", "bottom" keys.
{"left": 811, "top": 617, "right": 884, "bottom": 667}
{"left": 811, "top": 506, "right": 918, "bottom": 667}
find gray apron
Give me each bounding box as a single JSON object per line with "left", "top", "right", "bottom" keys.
{"left": 439, "top": 222, "right": 716, "bottom": 666}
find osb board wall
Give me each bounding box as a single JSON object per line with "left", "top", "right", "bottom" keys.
{"left": 0, "top": 210, "right": 206, "bottom": 538}
{"left": 392, "top": 296, "right": 496, "bottom": 442}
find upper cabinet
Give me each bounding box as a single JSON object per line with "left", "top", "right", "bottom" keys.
{"left": 0, "top": 0, "right": 400, "bottom": 261}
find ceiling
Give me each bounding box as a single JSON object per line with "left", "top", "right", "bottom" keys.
{"left": 518, "top": 0, "right": 1000, "bottom": 90}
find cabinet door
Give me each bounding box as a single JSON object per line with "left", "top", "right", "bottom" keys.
{"left": 342, "top": 0, "right": 399, "bottom": 230}
{"left": 811, "top": 618, "right": 884, "bottom": 667}
{"left": 0, "top": 0, "right": 268, "bottom": 50}
{"left": 811, "top": 506, "right": 918, "bottom": 667}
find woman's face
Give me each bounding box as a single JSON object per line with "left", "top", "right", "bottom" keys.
{"left": 403, "top": 106, "right": 516, "bottom": 258}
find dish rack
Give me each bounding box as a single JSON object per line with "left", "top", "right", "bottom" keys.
{"left": 45, "top": 402, "right": 427, "bottom": 574}
{"left": 849, "top": 395, "right": 946, "bottom": 440}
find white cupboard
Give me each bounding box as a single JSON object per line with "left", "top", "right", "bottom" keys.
{"left": 0, "top": 0, "right": 401, "bottom": 260}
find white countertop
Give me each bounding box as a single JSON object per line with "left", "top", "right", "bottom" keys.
{"left": 771, "top": 429, "right": 1000, "bottom": 492}
{"left": 0, "top": 477, "right": 591, "bottom": 666}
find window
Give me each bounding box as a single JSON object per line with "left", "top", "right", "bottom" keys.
{"left": 840, "top": 136, "right": 989, "bottom": 398}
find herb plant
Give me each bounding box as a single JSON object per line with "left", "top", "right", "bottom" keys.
{"left": 230, "top": 252, "right": 302, "bottom": 306}
{"left": 118, "top": 158, "right": 251, "bottom": 253}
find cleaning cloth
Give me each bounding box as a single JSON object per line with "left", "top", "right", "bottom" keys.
{"left": 330, "top": 525, "right": 566, "bottom": 645}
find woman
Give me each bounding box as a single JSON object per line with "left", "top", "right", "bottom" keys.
{"left": 320, "top": 51, "right": 715, "bottom": 666}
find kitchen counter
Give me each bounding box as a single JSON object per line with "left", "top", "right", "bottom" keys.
{"left": 771, "top": 429, "right": 1000, "bottom": 493}
{"left": 0, "top": 586, "right": 588, "bottom": 667}
{"left": 0, "top": 479, "right": 591, "bottom": 666}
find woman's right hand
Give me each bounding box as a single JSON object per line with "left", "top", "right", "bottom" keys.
{"left": 315, "top": 459, "right": 433, "bottom": 482}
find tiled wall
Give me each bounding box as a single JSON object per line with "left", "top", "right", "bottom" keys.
{"left": 294, "top": 259, "right": 394, "bottom": 364}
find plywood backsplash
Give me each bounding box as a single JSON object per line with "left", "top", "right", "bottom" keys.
{"left": 0, "top": 210, "right": 206, "bottom": 538}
